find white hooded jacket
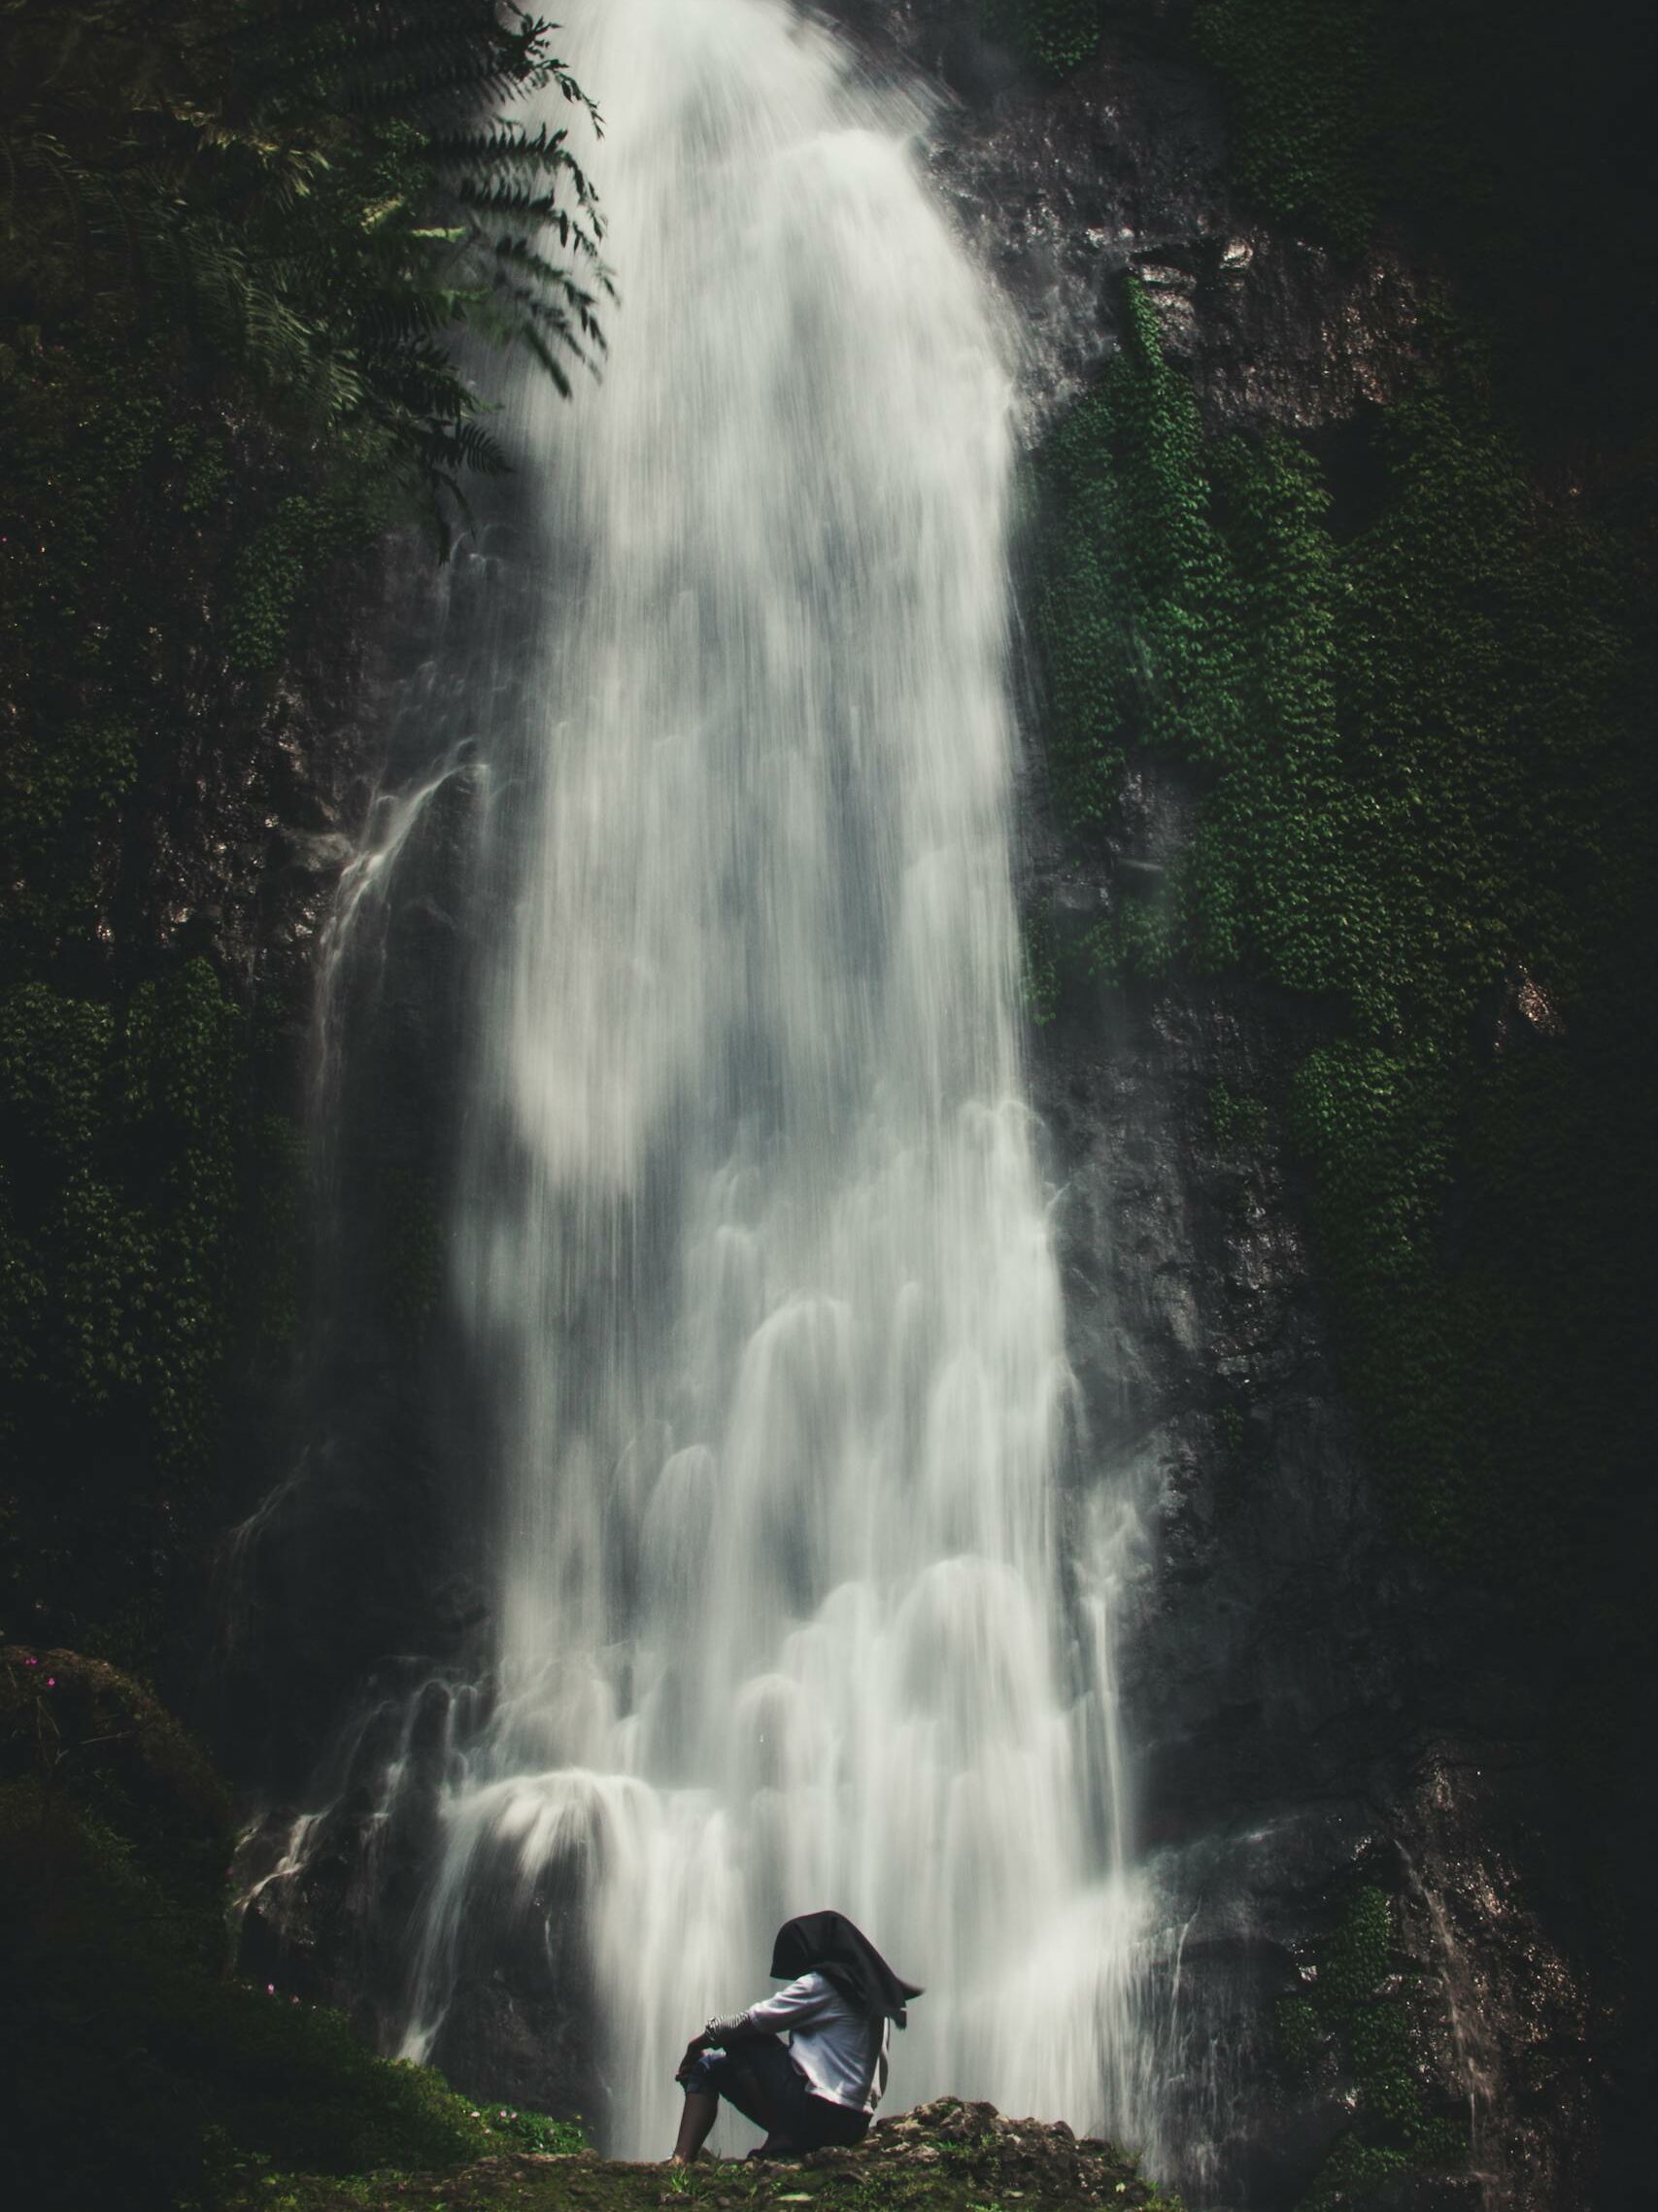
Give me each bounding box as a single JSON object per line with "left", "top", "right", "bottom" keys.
{"left": 706, "top": 1969, "right": 891, "bottom": 2114}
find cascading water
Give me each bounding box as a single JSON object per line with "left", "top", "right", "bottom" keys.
{"left": 273, "top": 0, "right": 1162, "bottom": 2162}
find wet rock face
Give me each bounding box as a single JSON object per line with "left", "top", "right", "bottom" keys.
{"left": 125, "top": 528, "right": 433, "bottom": 1002}
{"left": 235, "top": 1664, "right": 601, "bottom": 2122}
{"left": 222, "top": 517, "right": 608, "bottom": 2122}
{"left": 218, "top": 524, "right": 542, "bottom": 1793}
{"left": 826, "top": 0, "right": 1429, "bottom": 433}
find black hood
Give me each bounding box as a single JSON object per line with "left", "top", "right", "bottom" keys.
{"left": 770, "top": 1910, "right": 923, "bottom": 2026}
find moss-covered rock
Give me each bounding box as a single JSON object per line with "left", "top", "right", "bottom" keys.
{"left": 0, "top": 1642, "right": 232, "bottom": 1913}
{"left": 217, "top": 2098, "right": 1184, "bottom": 2212}
{"left": 0, "top": 1648, "right": 578, "bottom": 2212}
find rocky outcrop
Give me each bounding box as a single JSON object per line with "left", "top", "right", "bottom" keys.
{"left": 829, "top": 0, "right": 1430, "bottom": 434}
{"left": 215, "top": 527, "right": 532, "bottom": 1791}
{"left": 777, "top": 2097, "right": 1177, "bottom": 2206}
{"left": 220, "top": 2097, "right": 1184, "bottom": 2210}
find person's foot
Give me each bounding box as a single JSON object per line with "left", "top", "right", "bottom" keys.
{"left": 748, "top": 2139, "right": 801, "bottom": 2160}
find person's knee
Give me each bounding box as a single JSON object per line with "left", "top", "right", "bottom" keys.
{"left": 728, "top": 2062, "right": 781, "bottom": 2125}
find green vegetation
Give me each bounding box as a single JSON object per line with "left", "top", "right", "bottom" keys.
{"left": 0, "top": 0, "right": 605, "bottom": 1683}
{"left": 215, "top": 2165, "right": 1161, "bottom": 2212}
{"left": 1170, "top": 0, "right": 1657, "bottom": 2134}
{"left": 1272, "top": 1992, "right": 1319, "bottom": 2077}
{"left": 1033, "top": 275, "right": 1651, "bottom": 1582}
{"left": 0, "top": 1644, "right": 583, "bottom": 2212}
{"left": 1282, "top": 1887, "right": 1463, "bottom": 2208}
{"left": 1033, "top": 246, "right": 1653, "bottom": 2182}
{"left": 1018, "top": 906, "right": 1062, "bottom": 1027}
{"left": 1192, "top": 0, "right": 1386, "bottom": 258}
{"left": 0, "top": 962, "right": 247, "bottom": 1663}
{"left": 1208, "top": 1079, "right": 1266, "bottom": 1152}
{"left": 977, "top": 0, "right": 1103, "bottom": 76}
{"left": 211, "top": 2105, "right": 1183, "bottom": 2212}
{"left": 1192, "top": 0, "right": 1658, "bottom": 437}
{"left": 3, "top": 0, "right": 606, "bottom": 511}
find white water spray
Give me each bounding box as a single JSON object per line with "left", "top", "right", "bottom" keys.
{"left": 395, "top": 0, "right": 1155, "bottom": 2158}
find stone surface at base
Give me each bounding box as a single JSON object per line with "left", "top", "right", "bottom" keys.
{"left": 220, "top": 2098, "right": 1184, "bottom": 2211}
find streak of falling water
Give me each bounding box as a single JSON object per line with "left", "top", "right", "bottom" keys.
{"left": 399, "top": 0, "right": 1158, "bottom": 2159}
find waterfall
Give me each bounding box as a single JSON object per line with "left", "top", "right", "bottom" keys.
{"left": 300, "top": 0, "right": 1157, "bottom": 2161}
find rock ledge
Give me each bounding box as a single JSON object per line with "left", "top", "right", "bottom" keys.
{"left": 229, "top": 2097, "right": 1182, "bottom": 2211}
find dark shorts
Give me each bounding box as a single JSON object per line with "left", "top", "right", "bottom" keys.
{"left": 679, "top": 2034, "right": 869, "bottom": 2152}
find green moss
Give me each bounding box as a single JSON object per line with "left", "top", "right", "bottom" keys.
{"left": 213, "top": 2125, "right": 1183, "bottom": 2212}
{"left": 1194, "top": 0, "right": 1384, "bottom": 257}
{"left": 0, "top": 1647, "right": 583, "bottom": 2212}
{"left": 0, "top": 962, "right": 241, "bottom": 1462}
{"left": 1035, "top": 279, "right": 1244, "bottom": 830}
{"left": 977, "top": 1, "right": 1103, "bottom": 76}
{"left": 1078, "top": 876, "right": 1179, "bottom": 987}
{"left": 1208, "top": 1079, "right": 1267, "bottom": 1150}
{"left": 1273, "top": 1993, "right": 1321, "bottom": 2077}
{"left": 1019, "top": 906, "right": 1061, "bottom": 1027}
{"left": 1283, "top": 1885, "right": 1466, "bottom": 2205}
{"left": 1, "top": 1644, "right": 231, "bottom": 1917}
{"left": 1321, "top": 1886, "right": 1392, "bottom": 2014}
{"left": 226, "top": 459, "right": 398, "bottom": 672}
{"left": 0, "top": 962, "right": 259, "bottom": 1663}
{"left": 0, "top": 324, "right": 339, "bottom": 1676}
{"left": 1297, "top": 2131, "right": 1410, "bottom": 2211}
{"left": 376, "top": 1166, "right": 448, "bottom": 1352}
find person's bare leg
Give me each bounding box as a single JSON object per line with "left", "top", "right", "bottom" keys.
{"left": 671, "top": 2090, "right": 719, "bottom": 2164}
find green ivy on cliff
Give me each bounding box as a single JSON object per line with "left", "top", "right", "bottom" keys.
{"left": 1193, "top": 0, "right": 1385, "bottom": 256}
{"left": 1033, "top": 276, "right": 1652, "bottom": 1579}
{"left": 1191, "top": 0, "right": 1658, "bottom": 438}
{"left": 1279, "top": 1886, "right": 1465, "bottom": 2207}
{"left": 1036, "top": 278, "right": 1243, "bottom": 833}
{"left": 0, "top": 964, "right": 245, "bottom": 1659}
{"left": 977, "top": 0, "right": 1104, "bottom": 75}
{"left": 0, "top": 2, "right": 606, "bottom": 1682}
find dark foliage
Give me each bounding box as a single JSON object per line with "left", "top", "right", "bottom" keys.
{"left": 0, "top": 1646, "right": 581, "bottom": 2211}
{"left": 1193, "top": 0, "right": 1658, "bottom": 439}
{"left": 0, "top": 2, "right": 606, "bottom": 1685}
{"left": 1, "top": 0, "right": 608, "bottom": 503}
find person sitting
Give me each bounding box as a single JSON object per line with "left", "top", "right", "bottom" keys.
{"left": 670, "top": 1909, "right": 922, "bottom": 2164}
